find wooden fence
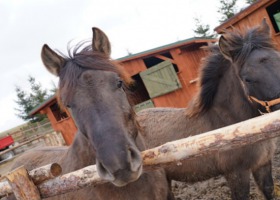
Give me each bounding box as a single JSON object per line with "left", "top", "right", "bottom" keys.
{"left": 1, "top": 110, "right": 280, "bottom": 199}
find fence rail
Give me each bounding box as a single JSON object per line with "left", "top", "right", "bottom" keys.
{"left": 1, "top": 110, "right": 280, "bottom": 199}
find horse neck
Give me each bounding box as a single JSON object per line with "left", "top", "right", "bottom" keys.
{"left": 62, "top": 131, "right": 96, "bottom": 173}
{"left": 206, "top": 65, "right": 259, "bottom": 126}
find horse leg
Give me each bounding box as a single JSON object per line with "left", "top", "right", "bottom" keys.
{"left": 225, "top": 169, "right": 250, "bottom": 200}
{"left": 252, "top": 160, "right": 274, "bottom": 200}
{"left": 167, "top": 178, "right": 175, "bottom": 200}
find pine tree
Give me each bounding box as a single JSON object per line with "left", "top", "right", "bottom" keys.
{"left": 14, "top": 75, "right": 53, "bottom": 123}
{"left": 218, "top": 0, "right": 238, "bottom": 23}
{"left": 193, "top": 18, "right": 216, "bottom": 38}
{"left": 246, "top": 0, "right": 258, "bottom": 4}
{"left": 14, "top": 86, "right": 34, "bottom": 121}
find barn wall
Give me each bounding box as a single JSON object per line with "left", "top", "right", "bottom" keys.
{"left": 215, "top": 0, "right": 280, "bottom": 50}
{"left": 43, "top": 107, "right": 77, "bottom": 145}
{"left": 119, "top": 44, "right": 210, "bottom": 108}
{"left": 121, "top": 59, "right": 147, "bottom": 76}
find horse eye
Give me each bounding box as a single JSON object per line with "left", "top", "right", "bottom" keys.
{"left": 66, "top": 104, "right": 71, "bottom": 108}
{"left": 117, "top": 80, "right": 123, "bottom": 88}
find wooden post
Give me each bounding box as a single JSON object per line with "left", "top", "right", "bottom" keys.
{"left": 0, "top": 163, "right": 62, "bottom": 198}
{"left": 0, "top": 181, "right": 12, "bottom": 197}
{"left": 5, "top": 166, "right": 41, "bottom": 200}
{"left": 28, "top": 163, "right": 62, "bottom": 185}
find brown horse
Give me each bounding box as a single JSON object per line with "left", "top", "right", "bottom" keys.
{"left": 137, "top": 19, "right": 280, "bottom": 200}
{"left": 9, "top": 28, "right": 173, "bottom": 200}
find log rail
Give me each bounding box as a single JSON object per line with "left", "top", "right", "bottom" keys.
{"left": 1, "top": 110, "right": 280, "bottom": 199}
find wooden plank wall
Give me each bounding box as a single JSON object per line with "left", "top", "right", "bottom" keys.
{"left": 43, "top": 107, "right": 77, "bottom": 145}
{"left": 152, "top": 46, "right": 208, "bottom": 107}
{"left": 120, "top": 44, "right": 209, "bottom": 108}
{"left": 216, "top": 0, "right": 280, "bottom": 50}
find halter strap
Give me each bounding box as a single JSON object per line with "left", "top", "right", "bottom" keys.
{"left": 249, "top": 96, "right": 280, "bottom": 113}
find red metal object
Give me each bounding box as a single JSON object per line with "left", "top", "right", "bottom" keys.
{"left": 0, "top": 135, "right": 14, "bottom": 150}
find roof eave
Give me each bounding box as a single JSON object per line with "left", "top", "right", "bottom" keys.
{"left": 29, "top": 95, "right": 56, "bottom": 116}
{"left": 117, "top": 38, "right": 217, "bottom": 63}
{"left": 214, "top": 0, "right": 274, "bottom": 33}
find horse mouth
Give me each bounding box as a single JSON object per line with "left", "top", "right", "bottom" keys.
{"left": 111, "top": 165, "right": 143, "bottom": 187}
{"left": 96, "top": 159, "right": 143, "bottom": 187}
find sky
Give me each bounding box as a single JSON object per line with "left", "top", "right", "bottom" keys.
{"left": 0, "top": 0, "right": 249, "bottom": 132}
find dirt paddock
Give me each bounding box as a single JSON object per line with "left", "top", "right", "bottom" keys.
{"left": 1, "top": 140, "right": 280, "bottom": 200}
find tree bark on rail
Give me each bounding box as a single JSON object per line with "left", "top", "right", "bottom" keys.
{"left": 1, "top": 110, "right": 280, "bottom": 198}
{"left": 38, "top": 110, "right": 280, "bottom": 198}
{"left": 0, "top": 163, "right": 62, "bottom": 198}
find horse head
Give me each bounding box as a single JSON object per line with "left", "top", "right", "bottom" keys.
{"left": 41, "top": 28, "right": 143, "bottom": 187}
{"left": 219, "top": 19, "right": 280, "bottom": 112}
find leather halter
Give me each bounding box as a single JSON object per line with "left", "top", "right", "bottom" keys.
{"left": 249, "top": 96, "right": 280, "bottom": 113}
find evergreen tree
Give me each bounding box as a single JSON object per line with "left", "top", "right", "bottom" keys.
{"left": 14, "top": 75, "right": 53, "bottom": 123}
{"left": 246, "top": 0, "right": 258, "bottom": 4}
{"left": 14, "top": 86, "right": 34, "bottom": 121}
{"left": 193, "top": 18, "right": 216, "bottom": 38}
{"left": 218, "top": 0, "right": 238, "bottom": 23}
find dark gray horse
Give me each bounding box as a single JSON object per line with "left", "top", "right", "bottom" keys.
{"left": 10, "top": 28, "right": 173, "bottom": 200}
{"left": 137, "top": 19, "right": 280, "bottom": 200}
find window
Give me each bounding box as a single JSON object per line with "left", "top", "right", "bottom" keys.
{"left": 266, "top": 1, "right": 280, "bottom": 33}
{"left": 143, "top": 52, "right": 179, "bottom": 71}
{"left": 131, "top": 73, "right": 150, "bottom": 105}
{"left": 140, "top": 60, "right": 182, "bottom": 98}
{"left": 50, "top": 103, "right": 69, "bottom": 122}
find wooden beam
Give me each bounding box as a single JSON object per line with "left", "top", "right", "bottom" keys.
{"left": 38, "top": 165, "right": 106, "bottom": 198}
{"left": 0, "top": 163, "right": 62, "bottom": 198}
{"left": 142, "top": 110, "right": 280, "bottom": 168}
{"left": 2, "top": 110, "right": 280, "bottom": 198}
{"left": 31, "top": 110, "right": 280, "bottom": 198}
{"left": 5, "top": 166, "right": 41, "bottom": 200}
{"left": 154, "top": 55, "right": 177, "bottom": 64}
{"left": 28, "top": 163, "right": 62, "bottom": 185}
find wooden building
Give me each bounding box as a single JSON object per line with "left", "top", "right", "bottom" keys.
{"left": 118, "top": 37, "right": 216, "bottom": 111}
{"left": 215, "top": 0, "right": 280, "bottom": 48}
{"left": 30, "top": 96, "right": 77, "bottom": 145}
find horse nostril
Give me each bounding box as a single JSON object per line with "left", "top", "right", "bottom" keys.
{"left": 128, "top": 147, "right": 142, "bottom": 172}
{"left": 96, "top": 160, "right": 115, "bottom": 182}
{"left": 245, "top": 78, "right": 252, "bottom": 83}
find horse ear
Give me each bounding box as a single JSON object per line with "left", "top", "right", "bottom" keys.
{"left": 258, "top": 18, "right": 270, "bottom": 35}
{"left": 41, "top": 44, "right": 65, "bottom": 76}
{"left": 219, "top": 36, "right": 233, "bottom": 61}
{"left": 92, "top": 27, "right": 111, "bottom": 56}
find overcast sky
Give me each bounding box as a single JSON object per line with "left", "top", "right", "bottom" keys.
{"left": 0, "top": 0, "right": 249, "bottom": 132}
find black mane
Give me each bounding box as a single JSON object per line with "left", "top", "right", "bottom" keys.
{"left": 222, "top": 25, "right": 276, "bottom": 67}
{"left": 187, "top": 45, "right": 230, "bottom": 116}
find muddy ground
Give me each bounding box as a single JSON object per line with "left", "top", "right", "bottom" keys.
{"left": 1, "top": 142, "right": 280, "bottom": 200}
{"left": 171, "top": 139, "right": 280, "bottom": 200}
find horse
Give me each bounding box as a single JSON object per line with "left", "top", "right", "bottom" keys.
{"left": 136, "top": 19, "right": 280, "bottom": 200}
{"left": 8, "top": 28, "right": 173, "bottom": 200}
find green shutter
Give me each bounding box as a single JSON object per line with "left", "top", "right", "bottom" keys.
{"left": 274, "top": 12, "right": 280, "bottom": 31}
{"left": 134, "top": 99, "right": 154, "bottom": 113}
{"left": 140, "top": 60, "right": 182, "bottom": 98}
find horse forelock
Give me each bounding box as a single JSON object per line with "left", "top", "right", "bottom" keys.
{"left": 56, "top": 43, "right": 134, "bottom": 107}
{"left": 187, "top": 45, "right": 229, "bottom": 117}
{"left": 223, "top": 25, "right": 276, "bottom": 67}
